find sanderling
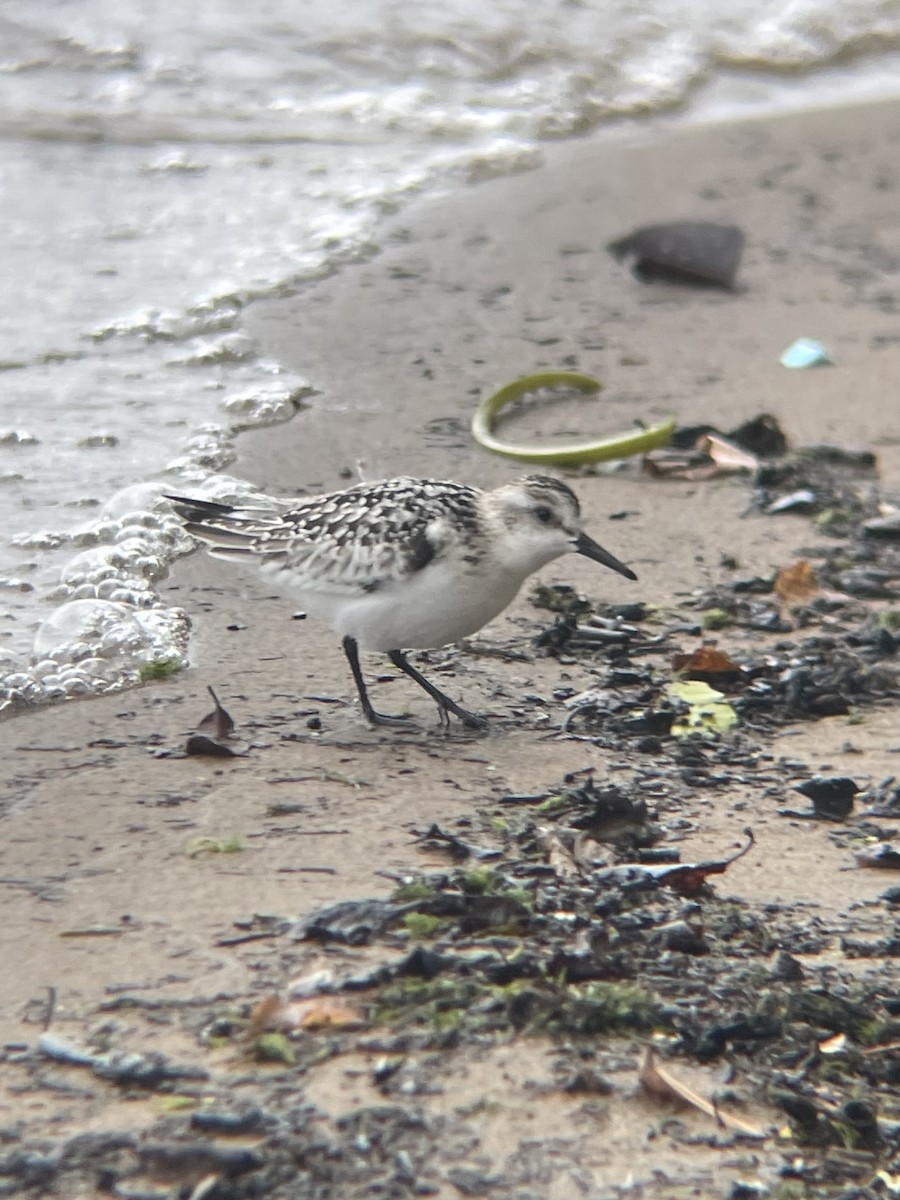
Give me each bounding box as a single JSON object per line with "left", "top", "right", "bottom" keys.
{"left": 166, "top": 475, "right": 636, "bottom": 728}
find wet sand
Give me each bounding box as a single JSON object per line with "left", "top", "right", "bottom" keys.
{"left": 1, "top": 97, "right": 899, "bottom": 1194}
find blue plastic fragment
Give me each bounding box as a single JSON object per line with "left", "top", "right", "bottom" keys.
{"left": 780, "top": 338, "right": 832, "bottom": 369}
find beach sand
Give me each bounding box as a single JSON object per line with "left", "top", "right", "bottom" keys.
{"left": 1, "top": 97, "right": 899, "bottom": 1194}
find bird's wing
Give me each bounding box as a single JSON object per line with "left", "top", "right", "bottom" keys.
{"left": 166, "top": 484, "right": 464, "bottom": 596}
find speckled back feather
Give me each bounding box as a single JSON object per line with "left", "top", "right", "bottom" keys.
{"left": 167, "top": 477, "right": 487, "bottom": 596}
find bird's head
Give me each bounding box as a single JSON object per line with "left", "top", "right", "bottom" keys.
{"left": 486, "top": 475, "right": 637, "bottom": 580}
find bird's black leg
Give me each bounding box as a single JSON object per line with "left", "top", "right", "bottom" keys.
{"left": 387, "top": 649, "right": 487, "bottom": 730}
{"left": 341, "top": 636, "right": 411, "bottom": 726}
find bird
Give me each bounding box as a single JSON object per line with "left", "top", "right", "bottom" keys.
{"left": 165, "top": 474, "right": 636, "bottom": 729}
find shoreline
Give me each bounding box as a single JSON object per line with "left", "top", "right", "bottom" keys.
{"left": 1, "top": 95, "right": 899, "bottom": 1194}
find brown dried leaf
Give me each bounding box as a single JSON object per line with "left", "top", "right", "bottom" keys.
{"left": 249, "top": 995, "right": 283, "bottom": 1036}
{"left": 197, "top": 686, "right": 235, "bottom": 739}
{"left": 296, "top": 996, "right": 367, "bottom": 1030}
{"left": 251, "top": 993, "right": 367, "bottom": 1034}
{"left": 639, "top": 1046, "right": 766, "bottom": 1137}
{"left": 671, "top": 645, "right": 742, "bottom": 685}
{"left": 775, "top": 560, "right": 819, "bottom": 606}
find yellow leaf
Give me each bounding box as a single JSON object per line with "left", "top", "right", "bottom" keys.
{"left": 666, "top": 680, "right": 738, "bottom": 737}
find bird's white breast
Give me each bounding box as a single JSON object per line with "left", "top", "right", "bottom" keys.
{"left": 265, "top": 553, "right": 524, "bottom": 652}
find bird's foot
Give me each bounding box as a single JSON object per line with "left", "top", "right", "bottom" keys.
{"left": 436, "top": 700, "right": 488, "bottom": 730}
{"left": 363, "top": 706, "right": 416, "bottom": 728}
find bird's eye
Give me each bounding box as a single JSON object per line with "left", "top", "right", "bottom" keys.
{"left": 534, "top": 505, "right": 554, "bottom": 524}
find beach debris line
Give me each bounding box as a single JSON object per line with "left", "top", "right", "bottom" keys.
{"left": 755, "top": 455, "right": 879, "bottom": 520}
{"left": 531, "top": 520, "right": 897, "bottom": 738}
{"left": 643, "top": 418, "right": 886, "bottom": 535}
{"left": 606, "top": 221, "right": 744, "bottom": 289}
{"left": 16, "top": 725, "right": 900, "bottom": 1198}
{"left": 471, "top": 370, "right": 675, "bottom": 465}
{"left": 642, "top": 413, "right": 787, "bottom": 480}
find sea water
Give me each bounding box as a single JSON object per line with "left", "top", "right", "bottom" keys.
{"left": 1, "top": 0, "right": 899, "bottom": 713}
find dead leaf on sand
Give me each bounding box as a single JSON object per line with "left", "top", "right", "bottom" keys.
{"left": 186, "top": 686, "right": 247, "bottom": 756}
{"left": 775, "top": 559, "right": 819, "bottom": 606}
{"left": 251, "top": 993, "right": 368, "bottom": 1034}
{"left": 671, "top": 645, "right": 743, "bottom": 686}
{"left": 197, "top": 686, "right": 235, "bottom": 740}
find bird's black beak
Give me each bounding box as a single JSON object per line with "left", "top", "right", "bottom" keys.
{"left": 574, "top": 531, "right": 637, "bottom": 581}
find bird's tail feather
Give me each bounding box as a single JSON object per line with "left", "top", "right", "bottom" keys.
{"left": 164, "top": 493, "right": 237, "bottom": 520}
{"left": 182, "top": 522, "right": 260, "bottom": 548}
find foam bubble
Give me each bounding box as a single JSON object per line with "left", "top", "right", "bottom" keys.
{"left": 33, "top": 599, "right": 145, "bottom": 664}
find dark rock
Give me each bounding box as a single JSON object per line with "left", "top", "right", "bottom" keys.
{"left": 446, "top": 1166, "right": 502, "bottom": 1196}
{"left": 770, "top": 950, "right": 804, "bottom": 981}
{"left": 657, "top": 920, "right": 709, "bottom": 955}
{"left": 562, "top": 1067, "right": 614, "bottom": 1095}
{"left": 694, "top": 1016, "right": 782, "bottom": 1061}
{"left": 394, "top": 946, "right": 457, "bottom": 980}
{"left": 190, "top": 1107, "right": 267, "bottom": 1135}
{"left": 839, "top": 1099, "right": 881, "bottom": 1149}
{"left": 290, "top": 898, "right": 414, "bottom": 945}
{"left": 772, "top": 1090, "right": 821, "bottom": 1137}
{"left": 729, "top": 413, "right": 788, "bottom": 458}
{"left": 729, "top": 1183, "right": 769, "bottom": 1199}
{"left": 793, "top": 775, "right": 859, "bottom": 820}
{"left": 0, "top": 1152, "right": 59, "bottom": 1188}
{"left": 139, "top": 1141, "right": 265, "bottom": 1178}
{"left": 93, "top": 1051, "right": 209, "bottom": 1088}
{"left": 607, "top": 221, "right": 744, "bottom": 288}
